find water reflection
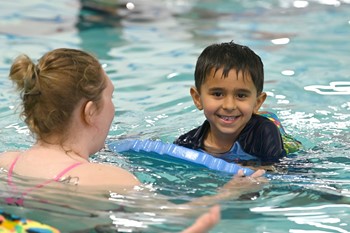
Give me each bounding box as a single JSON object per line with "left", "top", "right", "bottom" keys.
{"left": 304, "top": 81, "right": 350, "bottom": 95}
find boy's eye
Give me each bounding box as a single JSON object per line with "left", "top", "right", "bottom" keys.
{"left": 237, "top": 93, "right": 247, "bottom": 98}
{"left": 212, "top": 92, "right": 223, "bottom": 97}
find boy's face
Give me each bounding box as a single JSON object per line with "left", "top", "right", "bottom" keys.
{"left": 190, "top": 68, "right": 266, "bottom": 141}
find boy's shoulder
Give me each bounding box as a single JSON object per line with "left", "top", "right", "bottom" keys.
{"left": 238, "top": 114, "right": 280, "bottom": 141}
{"left": 243, "top": 114, "right": 280, "bottom": 134}
{"left": 174, "top": 121, "right": 209, "bottom": 150}
{"left": 239, "top": 114, "right": 286, "bottom": 161}
{"left": 251, "top": 113, "right": 277, "bottom": 124}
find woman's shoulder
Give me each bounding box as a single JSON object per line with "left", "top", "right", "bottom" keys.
{"left": 0, "top": 150, "right": 21, "bottom": 157}
{"left": 72, "top": 162, "right": 141, "bottom": 188}
{"left": 0, "top": 151, "right": 21, "bottom": 168}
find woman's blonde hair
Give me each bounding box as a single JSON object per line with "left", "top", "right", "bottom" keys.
{"left": 9, "top": 48, "right": 106, "bottom": 143}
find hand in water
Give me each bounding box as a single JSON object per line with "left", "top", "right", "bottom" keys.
{"left": 219, "top": 169, "right": 267, "bottom": 198}
{"left": 181, "top": 205, "right": 220, "bottom": 233}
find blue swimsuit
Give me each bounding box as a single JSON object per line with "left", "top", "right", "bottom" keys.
{"left": 174, "top": 114, "right": 287, "bottom": 164}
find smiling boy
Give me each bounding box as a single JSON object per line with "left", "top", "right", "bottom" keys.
{"left": 174, "top": 41, "right": 286, "bottom": 165}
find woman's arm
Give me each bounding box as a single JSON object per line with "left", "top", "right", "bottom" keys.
{"left": 181, "top": 205, "right": 220, "bottom": 233}
{"left": 187, "top": 169, "right": 266, "bottom": 207}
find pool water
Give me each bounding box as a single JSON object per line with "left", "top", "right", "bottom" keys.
{"left": 1, "top": 0, "right": 350, "bottom": 232}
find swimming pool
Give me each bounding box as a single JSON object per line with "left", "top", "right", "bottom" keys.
{"left": 0, "top": 0, "right": 350, "bottom": 232}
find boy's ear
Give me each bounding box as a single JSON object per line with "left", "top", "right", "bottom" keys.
{"left": 254, "top": 92, "right": 267, "bottom": 113}
{"left": 82, "top": 101, "right": 97, "bottom": 125}
{"left": 190, "top": 86, "right": 203, "bottom": 110}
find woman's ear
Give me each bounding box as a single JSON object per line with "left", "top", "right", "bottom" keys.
{"left": 254, "top": 92, "right": 267, "bottom": 113}
{"left": 190, "top": 86, "right": 203, "bottom": 110}
{"left": 82, "top": 101, "right": 97, "bottom": 125}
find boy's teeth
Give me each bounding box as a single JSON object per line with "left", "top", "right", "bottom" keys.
{"left": 222, "top": 116, "right": 235, "bottom": 120}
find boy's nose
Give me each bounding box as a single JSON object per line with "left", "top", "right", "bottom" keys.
{"left": 222, "top": 97, "right": 236, "bottom": 110}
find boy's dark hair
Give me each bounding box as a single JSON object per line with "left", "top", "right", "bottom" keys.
{"left": 194, "top": 41, "right": 264, "bottom": 95}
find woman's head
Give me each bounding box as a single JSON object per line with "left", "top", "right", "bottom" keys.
{"left": 9, "top": 48, "right": 107, "bottom": 144}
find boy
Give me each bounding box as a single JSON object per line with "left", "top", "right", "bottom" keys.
{"left": 174, "top": 41, "right": 286, "bottom": 165}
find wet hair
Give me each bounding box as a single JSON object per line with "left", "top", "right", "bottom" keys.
{"left": 9, "top": 48, "right": 106, "bottom": 143}
{"left": 194, "top": 41, "right": 264, "bottom": 95}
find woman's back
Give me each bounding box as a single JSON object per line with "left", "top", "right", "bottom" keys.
{"left": 0, "top": 148, "right": 140, "bottom": 193}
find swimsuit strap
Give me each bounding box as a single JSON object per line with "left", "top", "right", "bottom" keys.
{"left": 7, "top": 155, "right": 20, "bottom": 186}
{"left": 7, "top": 156, "right": 82, "bottom": 186}
{"left": 21, "top": 162, "right": 83, "bottom": 197}
{"left": 53, "top": 162, "right": 82, "bottom": 181}
{"left": 6, "top": 158, "right": 82, "bottom": 206}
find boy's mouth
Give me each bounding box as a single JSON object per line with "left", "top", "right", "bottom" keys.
{"left": 218, "top": 115, "right": 238, "bottom": 121}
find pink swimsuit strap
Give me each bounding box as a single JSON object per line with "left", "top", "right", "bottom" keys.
{"left": 7, "top": 155, "right": 82, "bottom": 193}
{"left": 6, "top": 155, "right": 82, "bottom": 206}
{"left": 53, "top": 162, "right": 82, "bottom": 181}
{"left": 28, "top": 161, "right": 82, "bottom": 191}
{"left": 7, "top": 155, "right": 20, "bottom": 186}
